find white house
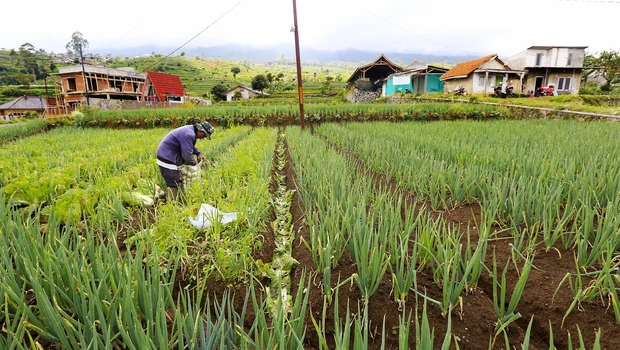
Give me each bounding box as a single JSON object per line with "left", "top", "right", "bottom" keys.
{"left": 504, "top": 46, "right": 587, "bottom": 95}
{"left": 440, "top": 54, "right": 523, "bottom": 96}
{"left": 225, "top": 85, "right": 268, "bottom": 102}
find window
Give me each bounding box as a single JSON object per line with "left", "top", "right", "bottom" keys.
{"left": 87, "top": 77, "right": 98, "bottom": 91}
{"left": 558, "top": 78, "right": 564, "bottom": 90}
{"left": 567, "top": 53, "right": 573, "bottom": 66}
{"left": 564, "top": 78, "right": 571, "bottom": 91}
{"left": 67, "top": 78, "right": 76, "bottom": 92}
{"left": 479, "top": 75, "right": 485, "bottom": 87}
{"left": 536, "top": 53, "right": 543, "bottom": 66}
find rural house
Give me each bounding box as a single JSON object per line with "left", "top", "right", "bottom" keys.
{"left": 0, "top": 95, "right": 47, "bottom": 118}
{"left": 440, "top": 54, "right": 523, "bottom": 96}
{"left": 225, "top": 85, "right": 269, "bottom": 102}
{"left": 347, "top": 54, "right": 404, "bottom": 91}
{"left": 53, "top": 65, "right": 146, "bottom": 111}
{"left": 142, "top": 72, "right": 186, "bottom": 103}
{"left": 382, "top": 60, "right": 448, "bottom": 96}
{"left": 504, "top": 46, "right": 588, "bottom": 95}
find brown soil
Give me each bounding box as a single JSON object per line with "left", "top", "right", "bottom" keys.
{"left": 169, "top": 130, "right": 619, "bottom": 349}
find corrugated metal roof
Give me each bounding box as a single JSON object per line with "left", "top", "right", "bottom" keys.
{"left": 145, "top": 72, "right": 186, "bottom": 101}
{"left": 56, "top": 65, "right": 146, "bottom": 79}
{"left": 0, "top": 96, "right": 47, "bottom": 111}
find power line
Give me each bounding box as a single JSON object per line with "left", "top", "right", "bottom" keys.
{"left": 142, "top": 0, "right": 246, "bottom": 72}
{"left": 112, "top": 23, "right": 143, "bottom": 44}
{"left": 558, "top": 0, "right": 620, "bottom": 3}
{"left": 321, "top": 28, "right": 346, "bottom": 61}
{"left": 360, "top": 7, "right": 483, "bottom": 56}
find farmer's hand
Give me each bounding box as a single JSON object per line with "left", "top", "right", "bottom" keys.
{"left": 198, "top": 155, "right": 206, "bottom": 162}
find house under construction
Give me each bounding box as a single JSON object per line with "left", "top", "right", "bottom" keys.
{"left": 52, "top": 65, "right": 146, "bottom": 112}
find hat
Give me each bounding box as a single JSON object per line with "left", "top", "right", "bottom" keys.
{"left": 196, "top": 122, "right": 214, "bottom": 140}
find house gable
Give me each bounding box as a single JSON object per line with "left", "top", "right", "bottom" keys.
{"left": 480, "top": 59, "right": 507, "bottom": 70}
{"left": 347, "top": 54, "right": 404, "bottom": 85}
{"left": 143, "top": 72, "right": 185, "bottom": 102}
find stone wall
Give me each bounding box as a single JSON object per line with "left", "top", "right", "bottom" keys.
{"left": 347, "top": 88, "right": 382, "bottom": 103}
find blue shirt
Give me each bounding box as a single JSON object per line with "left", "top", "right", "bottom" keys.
{"left": 156, "top": 125, "right": 202, "bottom": 166}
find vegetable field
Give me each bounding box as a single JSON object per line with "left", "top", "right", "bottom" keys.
{"left": 0, "top": 119, "right": 619, "bottom": 349}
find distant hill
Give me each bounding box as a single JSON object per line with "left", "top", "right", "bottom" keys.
{"left": 93, "top": 44, "right": 475, "bottom": 65}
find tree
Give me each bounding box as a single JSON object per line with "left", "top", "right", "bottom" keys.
{"left": 231, "top": 67, "right": 241, "bottom": 81}
{"left": 66, "top": 32, "right": 89, "bottom": 57}
{"left": 9, "top": 49, "right": 17, "bottom": 63}
{"left": 592, "top": 50, "right": 620, "bottom": 91}
{"left": 180, "top": 51, "right": 186, "bottom": 57}
{"left": 18, "top": 43, "right": 40, "bottom": 79}
{"left": 16, "top": 73, "right": 35, "bottom": 90}
{"left": 66, "top": 31, "right": 90, "bottom": 105}
{"left": 210, "top": 84, "right": 228, "bottom": 102}
{"left": 251, "top": 74, "right": 269, "bottom": 92}
{"left": 320, "top": 76, "right": 334, "bottom": 95}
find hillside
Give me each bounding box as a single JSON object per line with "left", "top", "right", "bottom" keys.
{"left": 105, "top": 54, "right": 353, "bottom": 98}
{"left": 0, "top": 48, "right": 354, "bottom": 101}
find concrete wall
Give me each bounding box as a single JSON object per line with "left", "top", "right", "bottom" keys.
{"left": 443, "top": 75, "right": 474, "bottom": 94}
{"left": 523, "top": 68, "right": 583, "bottom": 94}
{"left": 506, "top": 47, "right": 586, "bottom": 69}
{"left": 226, "top": 87, "right": 258, "bottom": 102}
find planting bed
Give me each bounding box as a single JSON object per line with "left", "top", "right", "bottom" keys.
{"left": 0, "top": 119, "right": 618, "bottom": 349}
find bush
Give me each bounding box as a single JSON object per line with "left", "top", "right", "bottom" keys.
{"left": 0, "top": 87, "right": 24, "bottom": 97}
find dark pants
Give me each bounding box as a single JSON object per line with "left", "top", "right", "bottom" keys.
{"left": 159, "top": 166, "right": 183, "bottom": 190}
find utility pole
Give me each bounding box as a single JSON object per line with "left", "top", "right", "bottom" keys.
{"left": 79, "top": 45, "right": 90, "bottom": 106}
{"left": 41, "top": 58, "right": 49, "bottom": 101}
{"left": 291, "top": 0, "right": 305, "bottom": 129}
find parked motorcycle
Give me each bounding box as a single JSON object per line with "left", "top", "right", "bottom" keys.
{"left": 453, "top": 85, "right": 466, "bottom": 96}
{"left": 494, "top": 86, "right": 503, "bottom": 98}
{"left": 535, "top": 85, "right": 555, "bottom": 97}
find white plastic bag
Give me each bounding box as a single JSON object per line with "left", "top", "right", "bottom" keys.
{"left": 189, "top": 203, "right": 238, "bottom": 230}
{"left": 178, "top": 161, "right": 203, "bottom": 188}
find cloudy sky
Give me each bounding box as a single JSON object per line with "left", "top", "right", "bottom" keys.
{"left": 1, "top": 0, "right": 617, "bottom": 59}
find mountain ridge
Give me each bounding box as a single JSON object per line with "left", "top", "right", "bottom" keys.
{"left": 91, "top": 44, "right": 477, "bottom": 65}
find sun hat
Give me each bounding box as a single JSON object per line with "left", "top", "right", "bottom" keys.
{"left": 196, "top": 121, "right": 214, "bottom": 139}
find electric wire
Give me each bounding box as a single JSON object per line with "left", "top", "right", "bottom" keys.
{"left": 321, "top": 28, "right": 346, "bottom": 62}
{"left": 142, "top": 0, "right": 246, "bottom": 72}
{"left": 361, "top": 7, "right": 483, "bottom": 56}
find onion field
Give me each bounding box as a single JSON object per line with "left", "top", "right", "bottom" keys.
{"left": 0, "top": 118, "right": 618, "bottom": 349}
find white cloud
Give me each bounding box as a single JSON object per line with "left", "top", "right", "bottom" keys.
{"left": 1, "top": 0, "right": 616, "bottom": 57}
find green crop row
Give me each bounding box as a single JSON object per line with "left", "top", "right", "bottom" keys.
{"left": 71, "top": 102, "right": 509, "bottom": 128}
{"left": 0, "top": 119, "right": 48, "bottom": 142}
{"left": 144, "top": 127, "right": 277, "bottom": 282}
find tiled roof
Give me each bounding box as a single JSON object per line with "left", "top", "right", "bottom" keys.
{"left": 145, "top": 72, "right": 185, "bottom": 101}
{"left": 440, "top": 54, "right": 497, "bottom": 80}
{"left": 0, "top": 96, "right": 47, "bottom": 110}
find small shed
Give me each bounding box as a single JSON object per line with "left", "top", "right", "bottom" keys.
{"left": 225, "top": 85, "right": 268, "bottom": 102}
{"left": 382, "top": 62, "right": 448, "bottom": 96}
{"left": 0, "top": 96, "right": 47, "bottom": 118}
{"left": 142, "top": 72, "right": 186, "bottom": 103}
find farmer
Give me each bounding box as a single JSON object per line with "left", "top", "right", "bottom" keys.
{"left": 156, "top": 121, "right": 214, "bottom": 201}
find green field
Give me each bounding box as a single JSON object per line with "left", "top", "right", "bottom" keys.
{"left": 0, "top": 116, "right": 618, "bottom": 348}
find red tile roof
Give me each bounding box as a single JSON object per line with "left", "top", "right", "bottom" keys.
{"left": 145, "top": 72, "right": 185, "bottom": 102}
{"left": 440, "top": 54, "right": 498, "bottom": 80}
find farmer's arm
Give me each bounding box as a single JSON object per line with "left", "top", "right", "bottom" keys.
{"left": 180, "top": 136, "right": 197, "bottom": 165}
